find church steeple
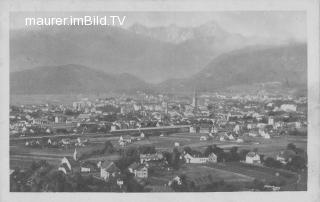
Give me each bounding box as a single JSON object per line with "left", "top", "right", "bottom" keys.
{"left": 192, "top": 88, "right": 199, "bottom": 114}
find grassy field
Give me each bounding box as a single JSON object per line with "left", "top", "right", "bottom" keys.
{"left": 10, "top": 132, "right": 307, "bottom": 184}
{"left": 149, "top": 164, "right": 253, "bottom": 186}
{"left": 206, "top": 162, "right": 299, "bottom": 188}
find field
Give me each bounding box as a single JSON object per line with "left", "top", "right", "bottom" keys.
{"left": 149, "top": 163, "right": 254, "bottom": 186}
{"left": 10, "top": 132, "right": 307, "bottom": 167}
{"left": 10, "top": 132, "right": 307, "bottom": 190}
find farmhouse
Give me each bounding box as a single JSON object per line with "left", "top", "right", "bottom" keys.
{"left": 80, "top": 161, "right": 98, "bottom": 173}
{"left": 100, "top": 161, "right": 121, "bottom": 180}
{"left": 168, "top": 176, "right": 182, "bottom": 186}
{"left": 58, "top": 156, "right": 79, "bottom": 174}
{"left": 184, "top": 153, "right": 217, "bottom": 164}
{"left": 128, "top": 162, "right": 148, "bottom": 178}
{"left": 245, "top": 152, "right": 261, "bottom": 164}
{"left": 140, "top": 153, "right": 163, "bottom": 164}
{"left": 276, "top": 150, "right": 296, "bottom": 164}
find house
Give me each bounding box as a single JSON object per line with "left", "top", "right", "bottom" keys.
{"left": 236, "top": 138, "right": 244, "bottom": 143}
{"left": 268, "top": 117, "right": 274, "bottom": 125}
{"left": 248, "top": 131, "right": 258, "bottom": 137}
{"left": 259, "top": 130, "right": 271, "bottom": 139}
{"left": 140, "top": 153, "right": 163, "bottom": 164}
{"left": 75, "top": 137, "right": 87, "bottom": 147}
{"left": 189, "top": 126, "right": 196, "bottom": 133}
{"left": 128, "top": 162, "right": 148, "bottom": 178}
{"left": 117, "top": 179, "right": 124, "bottom": 188}
{"left": 245, "top": 152, "right": 261, "bottom": 164}
{"left": 184, "top": 153, "right": 208, "bottom": 164}
{"left": 228, "top": 134, "right": 235, "bottom": 140}
{"left": 61, "top": 138, "right": 71, "bottom": 145}
{"left": 264, "top": 185, "right": 281, "bottom": 191}
{"left": 128, "top": 162, "right": 139, "bottom": 173}
{"left": 119, "top": 135, "right": 132, "bottom": 147}
{"left": 280, "top": 104, "right": 297, "bottom": 112}
{"left": 276, "top": 150, "right": 296, "bottom": 164}
{"left": 135, "top": 166, "right": 148, "bottom": 178}
{"left": 219, "top": 136, "right": 225, "bottom": 141}
{"left": 100, "top": 161, "right": 121, "bottom": 180}
{"left": 110, "top": 125, "right": 117, "bottom": 131}
{"left": 58, "top": 156, "right": 79, "bottom": 174}
{"left": 233, "top": 124, "right": 240, "bottom": 134}
{"left": 168, "top": 176, "right": 182, "bottom": 186}
{"left": 207, "top": 153, "right": 218, "bottom": 163}
{"left": 77, "top": 114, "right": 91, "bottom": 121}
{"left": 80, "top": 161, "right": 98, "bottom": 173}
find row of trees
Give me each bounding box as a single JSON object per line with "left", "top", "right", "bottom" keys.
{"left": 264, "top": 143, "right": 307, "bottom": 172}
{"left": 78, "top": 140, "right": 115, "bottom": 160}
{"left": 11, "top": 158, "right": 146, "bottom": 192}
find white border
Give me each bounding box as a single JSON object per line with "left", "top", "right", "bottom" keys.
{"left": 0, "top": 0, "right": 319, "bottom": 202}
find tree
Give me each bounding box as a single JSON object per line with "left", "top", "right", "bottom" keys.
{"left": 139, "top": 145, "right": 156, "bottom": 154}
{"left": 287, "top": 143, "right": 297, "bottom": 152}
{"left": 226, "top": 147, "right": 240, "bottom": 162}
{"left": 209, "top": 145, "right": 225, "bottom": 162}
{"left": 162, "top": 151, "right": 172, "bottom": 165}
{"left": 171, "top": 148, "right": 182, "bottom": 169}
{"left": 204, "top": 145, "right": 214, "bottom": 156}
{"left": 101, "top": 140, "right": 115, "bottom": 154}
{"left": 239, "top": 149, "right": 250, "bottom": 160}
{"left": 249, "top": 179, "right": 265, "bottom": 191}
{"left": 184, "top": 147, "right": 193, "bottom": 154}
{"left": 264, "top": 157, "right": 283, "bottom": 169}
{"left": 207, "top": 104, "right": 214, "bottom": 111}
{"left": 286, "top": 155, "right": 306, "bottom": 171}
{"left": 171, "top": 174, "right": 189, "bottom": 192}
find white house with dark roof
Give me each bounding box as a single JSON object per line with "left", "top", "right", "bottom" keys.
{"left": 128, "top": 162, "right": 148, "bottom": 178}
{"left": 184, "top": 152, "right": 217, "bottom": 164}
{"left": 245, "top": 152, "right": 261, "bottom": 164}
{"left": 100, "top": 161, "right": 121, "bottom": 180}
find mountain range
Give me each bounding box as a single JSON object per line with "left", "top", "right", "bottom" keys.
{"left": 10, "top": 43, "right": 307, "bottom": 94}
{"left": 10, "top": 21, "right": 307, "bottom": 94}
{"left": 158, "top": 43, "right": 307, "bottom": 92}
{"left": 10, "top": 21, "right": 290, "bottom": 84}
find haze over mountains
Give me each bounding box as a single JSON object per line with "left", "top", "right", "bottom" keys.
{"left": 10, "top": 21, "right": 307, "bottom": 94}
{"left": 158, "top": 43, "right": 307, "bottom": 92}
{"left": 10, "top": 64, "right": 149, "bottom": 94}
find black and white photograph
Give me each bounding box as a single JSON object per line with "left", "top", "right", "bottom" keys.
{"left": 0, "top": 0, "right": 319, "bottom": 201}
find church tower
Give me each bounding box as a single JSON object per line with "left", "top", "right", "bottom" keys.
{"left": 192, "top": 89, "right": 198, "bottom": 114}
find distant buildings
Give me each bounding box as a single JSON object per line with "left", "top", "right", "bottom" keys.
{"left": 280, "top": 104, "right": 297, "bottom": 112}
{"left": 140, "top": 153, "right": 163, "bottom": 164}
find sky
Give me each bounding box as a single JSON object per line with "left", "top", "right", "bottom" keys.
{"left": 10, "top": 11, "right": 306, "bottom": 42}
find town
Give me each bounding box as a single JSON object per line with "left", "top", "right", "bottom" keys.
{"left": 9, "top": 90, "right": 308, "bottom": 192}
